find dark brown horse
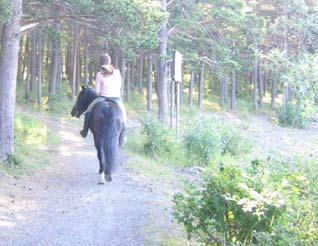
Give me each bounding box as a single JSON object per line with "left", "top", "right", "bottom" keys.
{"left": 71, "top": 86, "right": 124, "bottom": 184}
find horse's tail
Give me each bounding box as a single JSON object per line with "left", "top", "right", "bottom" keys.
{"left": 101, "top": 105, "right": 120, "bottom": 173}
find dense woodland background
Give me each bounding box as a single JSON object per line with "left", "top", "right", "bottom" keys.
{"left": 1, "top": 0, "right": 318, "bottom": 160}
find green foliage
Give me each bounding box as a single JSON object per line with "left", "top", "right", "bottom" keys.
{"left": 0, "top": 0, "right": 11, "bottom": 24}
{"left": 173, "top": 164, "right": 284, "bottom": 245}
{"left": 277, "top": 103, "right": 315, "bottom": 129}
{"left": 173, "top": 156, "right": 318, "bottom": 245}
{"left": 47, "top": 83, "right": 74, "bottom": 115}
{"left": 142, "top": 117, "right": 182, "bottom": 160}
{"left": 0, "top": 113, "right": 59, "bottom": 174}
{"left": 276, "top": 54, "right": 318, "bottom": 128}
{"left": 183, "top": 117, "right": 248, "bottom": 165}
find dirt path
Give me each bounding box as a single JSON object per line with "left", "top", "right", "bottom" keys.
{"left": 223, "top": 112, "right": 318, "bottom": 158}
{"left": 0, "top": 115, "right": 175, "bottom": 246}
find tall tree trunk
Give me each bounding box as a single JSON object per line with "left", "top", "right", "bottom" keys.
{"left": 131, "top": 62, "right": 135, "bottom": 89}
{"left": 0, "top": 0, "right": 22, "bottom": 161}
{"left": 29, "top": 33, "right": 37, "bottom": 93}
{"left": 17, "top": 36, "right": 24, "bottom": 83}
{"left": 154, "top": 55, "right": 159, "bottom": 98}
{"left": 147, "top": 54, "right": 153, "bottom": 111}
{"left": 283, "top": 0, "right": 290, "bottom": 108}
{"left": 224, "top": 74, "right": 228, "bottom": 104}
{"left": 25, "top": 35, "right": 31, "bottom": 100}
{"left": 88, "top": 61, "right": 94, "bottom": 85}
{"left": 21, "top": 35, "right": 29, "bottom": 83}
{"left": 258, "top": 63, "right": 263, "bottom": 108}
{"left": 231, "top": 70, "right": 236, "bottom": 110}
{"left": 75, "top": 41, "right": 81, "bottom": 96}
{"left": 219, "top": 74, "right": 225, "bottom": 108}
{"left": 83, "top": 41, "right": 89, "bottom": 86}
{"left": 189, "top": 71, "right": 195, "bottom": 107}
{"left": 158, "top": 0, "right": 168, "bottom": 122}
{"left": 120, "top": 55, "right": 126, "bottom": 99}
{"left": 270, "top": 70, "right": 278, "bottom": 109}
{"left": 72, "top": 40, "right": 78, "bottom": 101}
{"left": 37, "top": 29, "right": 43, "bottom": 106}
{"left": 137, "top": 52, "right": 144, "bottom": 93}
{"left": 126, "top": 63, "right": 131, "bottom": 101}
{"left": 49, "top": 37, "right": 60, "bottom": 98}
{"left": 253, "top": 61, "right": 258, "bottom": 110}
{"left": 198, "top": 65, "right": 205, "bottom": 109}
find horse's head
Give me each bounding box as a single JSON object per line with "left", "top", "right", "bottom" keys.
{"left": 71, "top": 86, "right": 96, "bottom": 118}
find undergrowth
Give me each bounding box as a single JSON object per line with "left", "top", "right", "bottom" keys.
{"left": 0, "top": 113, "right": 60, "bottom": 175}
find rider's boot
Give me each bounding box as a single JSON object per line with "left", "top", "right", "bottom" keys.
{"left": 119, "top": 124, "right": 127, "bottom": 147}
{"left": 80, "top": 112, "right": 91, "bottom": 138}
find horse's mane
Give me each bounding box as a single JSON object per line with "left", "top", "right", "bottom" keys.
{"left": 84, "top": 87, "right": 98, "bottom": 98}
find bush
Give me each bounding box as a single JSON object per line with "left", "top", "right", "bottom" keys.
{"left": 142, "top": 117, "right": 183, "bottom": 160}
{"left": 173, "top": 156, "right": 318, "bottom": 245}
{"left": 173, "top": 164, "right": 284, "bottom": 245}
{"left": 183, "top": 117, "right": 248, "bottom": 165}
{"left": 277, "top": 103, "right": 315, "bottom": 129}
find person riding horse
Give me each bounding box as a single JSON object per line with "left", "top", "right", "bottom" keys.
{"left": 80, "top": 53, "right": 127, "bottom": 146}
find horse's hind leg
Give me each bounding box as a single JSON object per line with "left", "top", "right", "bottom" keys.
{"left": 96, "top": 146, "right": 106, "bottom": 184}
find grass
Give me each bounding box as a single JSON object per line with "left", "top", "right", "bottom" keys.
{"left": 0, "top": 113, "right": 60, "bottom": 175}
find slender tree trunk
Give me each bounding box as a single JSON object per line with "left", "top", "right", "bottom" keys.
{"left": 17, "top": 36, "right": 24, "bottom": 83}
{"left": 231, "top": 70, "right": 236, "bottom": 110}
{"left": 0, "top": 0, "right": 22, "bottom": 161}
{"left": 112, "top": 48, "right": 119, "bottom": 68}
{"left": 126, "top": 63, "right": 131, "bottom": 101}
{"left": 29, "top": 33, "right": 37, "bottom": 93}
{"left": 198, "top": 65, "right": 205, "bottom": 109}
{"left": 72, "top": 40, "right": 78, "bottom": 101}
{"left": 270, "top": 70, "right": 278, "bottom": 109}
{"left": 258, "top": 63, "right": 263, "bottom": 108}
{"left": 154, "top": 55, "right": 159, "bottom": 98}
{"left": 120, "top": 55, "right": 126, "bottom": 99}
{"left": 88, "top": 61, "right": 94, "bottom": 85}
{"left": 49, "top": 36, "right": 60, "bottom": 98}
{"left": 147, "top": 54, "right": 153, "bottom": 111}
{"left": 283, "top": 0, "right": 290, "bottom": 108}
{"left": 158, "top": 0, "right": 168, "bottom": 122}
{"left": 37, "top": 29, "right": 43, "bottom": 106}
{"left": 25, "top": 35, "right": 31, "bottom": 100}
{"left": 253, "top": 61, "right": 258, "bottom": 110}
{"left": 224, "top": 74, "right": 228, "bottom": 104}
{"left": 219, "top": 74, "right": 225, "bottom": 108}
{"left": 75, "top": 41, "right": 81, "bottom": 96}
{"left": 137, "top": 52, "right": 144, "bottom": 93}
{"left": 189, "top": 71, "right": 195, "bottom": 107}
{"left": 83, "top": 42, "right": 89, "bottom": 86}
{"left": 131, "top": 62, "right": 135, "bottom": 89}
{"left": 21, "top": 35, "right": 29, "bottom": 83}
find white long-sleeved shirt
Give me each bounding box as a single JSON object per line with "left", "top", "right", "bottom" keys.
{"left": 95, "top": 69, "right": 122, "bottom": 98}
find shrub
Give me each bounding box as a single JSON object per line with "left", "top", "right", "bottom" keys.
{"left": 277, "top": 103, "right": 315, "bottom": 129}
{"left": 173, "top": 156, "right": 318, "bottom": 245}
{"left": 141, "top": 117, "right": 182, "bottom": 160}
{"left": 183, "top": 117, "right": 248, "bottom": 165}
{"left": 173, "top": 164, "right": 284, "bottom": 245}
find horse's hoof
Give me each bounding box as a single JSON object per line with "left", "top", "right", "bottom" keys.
{"left": 98, "top": 173, "right": 105, "bottom": 185}
{"left": 105, "top": 175, "right": 112, "bottom": 182}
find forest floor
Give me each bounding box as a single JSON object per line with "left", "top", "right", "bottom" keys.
{"left": 0, "top": 109, "right": 317, "bottom": 246}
